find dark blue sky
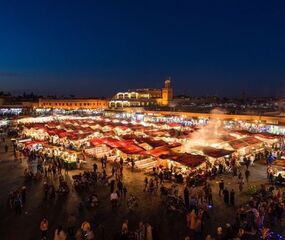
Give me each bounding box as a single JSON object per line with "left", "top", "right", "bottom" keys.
{"left": 0, "top": 0, "right": 284, "bottom": 97}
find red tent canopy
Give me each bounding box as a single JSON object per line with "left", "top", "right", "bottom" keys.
{"left": 231, "top": 130, "right": 252, "bottom": 136}
{"left": 143, "top": 146, "right": 172, "bottom": 157}
{"left": 229, "top": 139, "right": 249, "bottom": 149}
{"left": 168, "top": 123, "right": 181, "bottom": 127}
{"left": 135, "top": 137, "right": 167, "bottom": 148}
{"left": 90, "top": 138, "right": 105, "bottom": 146}
{"left": 254, "top": 132, "right": 279, "bottom": 140}
{"left": 242, "top": 136, "right": 262, "bottom": 145}
{"left": 194, "top": 146, "right": 234, "bottom": 158}
{"left": 160, "top": 153, "right": 206, "bottom": 168}
{"left": 118, "top": 145, "right": 144, "bottom": 154}
{"left": 219, "top": 135, "right": 236, "bottom": 142}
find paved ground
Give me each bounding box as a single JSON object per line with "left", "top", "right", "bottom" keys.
{"left": 0, "top": 138, "right": 283, "bottom": 240}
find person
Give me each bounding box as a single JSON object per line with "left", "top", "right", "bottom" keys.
{"left": 81, "top": 221, "right": 91, "bottom": 233}
{"left": 110, "top": 191, "right": 118, "bottom": 210}
{"left": 208, "top": 187, "right": 213, "bottom": 206}
{"left": 86, "top": 228, "right": 95, "bottom": 240}
{"left": 117, "top": 180, "right": 123, "bottom": 196}
{"left": 14, "top": 195, "right": 22, "bottom": 215}
{"left": 131, "top": 159, "right": 135, "bottom": 171}
{"left": 216, "top": 226, "right": 223, "bottom": 240}
{"left": 44, "top": 182, "right": 49, "bottom": 200}
{"left": 219, "top": 179, "right": 224, "bottom": 196}
{"left": 67, "top": 213, "right": 76, "bottom": 237}
{"left": 230, "top": 189, "right": 235, "bottom": 206}
{"left": 111, "top": 166, "right": 115, "bottom": 176}
{"left": 146, "top": 223, "right": 153, "bottom": 240}
{"left": 53, "top": 225, "right": 67, "bottom": 240}
{"left": 104, "top": 156, "right": 107, "bottom": 168}
{"left": 123, "top": 186, "right": 127, "bottom": 198}
{"left": 238, "top": 177, "right": 244, "bottom": 192}
{"left": 121, "top": 220, "right": 128, "bottom": 239}
{"left": 188, "top": 209, "right": 197, "bottom": 233}
{"left": 205, "top": 234, "right": 213, "bottom": 240}
{"left": 238, "top": 171, "right": 242, "bottom": 180}
{"left": 144, "top": 177, "right": 148, "bottom": 192}
{"left": 184, "top": 186, "right": 190, "bottom": 210}
{"left": 75, "top": 228, "right": 83, "bottom": 240}
{"left": 4, "top": 144, "right": 8, "bottom": 153}
{"left": 93, "top": 163, "right": 97, "bottom": 172}
{"left": 223, "top": 188, "right": 229, "bottom": 205}
{"left": 110, "top": 179, "right": 115, "bottom": 193}
{"left": 21, "top": 186, "right": 26, "bottom": 204}
{"left": 245, "top": 169, "right": 250, "bottom": 183}
{"left": 137, "top": 221, "right": 145, "bottom": 240}
{"left": 40, "top": 217, "right": 49, "bottom": 239}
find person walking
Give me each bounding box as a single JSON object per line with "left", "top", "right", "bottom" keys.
{"left": 223, "top": 188, "right": 229, "bottom": 205}
{"left": 245, "top": 169, "right": 250, "bottom": 183}
{"left": 219, "top": 179, "right": 224, "bottom": 196}
{"left": 110, "top": 179, "right": 115, "bottom": 193}
{"left": 184, "top": 186, "right": 190, "bottom": 210}
{"left": 14, "top": 195, "right": 22, "bottom": 215}
{"left": 117, "top": 179, "right": 124, "bottom": 196}
{"left": 110, "top": 191, "right": 118, "bottom": 211}
{"left": 67, "top": 213, "right": 76, "bottom": 237}
{"left": 131, "top": 159, "right": 135, "bottom": 171}
{"left": 40, "top": 217, "right": 49, "bottom": 240}
{"left": 121, "top": 220, "right": 129, "bottom": 240}
{"left": 21, "top": 186, "right": 26, "bottom": 204}
{"left": 208, "top": 187, "right": 213, "bottom": 206}
{"left": 53, "top": 225, "right": 67, "bottom": 240}
{"left": 4, "top": 144, "right": 8, "bottom": 153}
{"left": 146, "top": 223, "right": 153, "bottom": 240}
{"left": 123, "top": 186, "right": 127, "bottom": 198}
{"left": 238, "top": 177, "right": 244, "bottom": 192}
{"left": 230, "top": 189, "right": 235, "bottom": 206}
{"left": 144, "top": 177, "right": 148, "bottom": 192}
{"left": 93, "top": 163, "right": 97, "bottom": 172}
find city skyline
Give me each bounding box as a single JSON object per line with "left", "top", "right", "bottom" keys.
{"left": 0, "top": 0, "right": 285, "bottom": 97}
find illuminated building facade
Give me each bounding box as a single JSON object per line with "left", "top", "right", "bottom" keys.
{"left": 39, "top": 98, "right": 108, "bottom": 110}
{"left": 161, "top": 79, "right": 173, "bottom": 106}
{"left": 109, "top": 79, "right": 173, "bottom": 108}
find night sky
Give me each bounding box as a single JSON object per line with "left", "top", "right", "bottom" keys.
{"left": 0, "top": 0, "right": 285, "bottom": 97}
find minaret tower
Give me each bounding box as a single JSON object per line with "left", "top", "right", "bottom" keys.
{"left": 162, "top": 77, "right": 173, "bottom": 105}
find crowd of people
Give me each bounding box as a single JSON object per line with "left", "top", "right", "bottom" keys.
{"left": 1, "top": 123, "right": 285, "bottom": 240}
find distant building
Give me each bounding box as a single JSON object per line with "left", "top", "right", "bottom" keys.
{"left": 0, "top": 97, "right": 6, "bottom": 106}
{"left": 109, "top": 78, "right": 173, "bottom": 108}
{"left": 160, "top": 79, "right": 173, "bottom": 106}
{"left": 38, "top": 98, "right": 108, "bottom": 110}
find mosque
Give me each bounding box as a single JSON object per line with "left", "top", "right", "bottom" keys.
{"left": 109, "top": 78, "right": 173, "bottom": 109}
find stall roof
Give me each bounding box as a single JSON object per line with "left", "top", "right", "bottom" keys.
{"left": 143, "top": 146, "right": 173, "bottom": 157}
{"left": 228, "top": 139, "right": 249, "bottom": 149}
{"left": 194, "top": 146, "right": 234, "bottom": 158}
{"left": 118, "top": 145, "right": 144, "bottom": 154}
{"left": 242, "top": 136, "right": 262, "bottom": 145}
{"left": 160, "top": 153, "right": 206, "bottom": 168}
{"left": 230, "top": 130, "right": 252, "bottom": 136}
{"left": 227, "top": 136, "right": 262, "bottom": 150}
{"left": 254, "top": 132, "right": 280, "bottom": 140}
{"left": 168, "top": 123, "right": 181, "bottom": 127}
{"left": 219, "top": 135, "right": 236, "bottom": 142}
